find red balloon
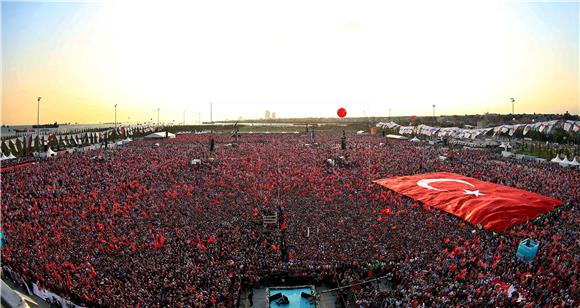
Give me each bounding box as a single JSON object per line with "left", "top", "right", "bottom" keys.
{"left": 337, "top": 107, "right": 347, "bottom": 118}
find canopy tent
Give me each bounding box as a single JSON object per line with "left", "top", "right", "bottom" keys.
{"left": 144, "top": 132, "right": 176, "bottom": 139}
{"left": 549, "top": 155, "right": 580, "bottom": 167}
{"left": 499, "top": 143, "right": 512, "bottom": 150}
{"left": 7, "top": 153, "right": 17, "bottom": 159}
{"left": 46, "top": 147, "right": 57, "bottom": 157}
{"left": 386, "top": 134, "right": 408, "bottom": 140}
{"left": 555, "top": 156, "right": 579, "bottom": 167}
{"left": 0, "top": 154, "right": 7, "bottom": 161}
{"left": 410, "top": 137, "right": 421, "bottom": 143}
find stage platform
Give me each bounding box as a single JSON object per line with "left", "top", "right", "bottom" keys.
{"left": 239, "top": 284, "right": 340, "bottom": 308}
{"left": 268, "top": 286, "right": 315, "bottom": 307}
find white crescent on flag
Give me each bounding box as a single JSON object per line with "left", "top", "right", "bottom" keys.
{"left": 417, "top": 178, "right": 475, "bottom": 191}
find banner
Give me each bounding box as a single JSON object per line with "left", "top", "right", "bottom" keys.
{"left": 374, "top": 172, "right": 562, "bottom": 232}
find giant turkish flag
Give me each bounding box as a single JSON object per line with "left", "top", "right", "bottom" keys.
{"left": 374, "top": 172, "right": 562, "bottom": 232}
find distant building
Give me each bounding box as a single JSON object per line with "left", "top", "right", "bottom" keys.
{"left": 265, "top": 110, "right": 270, "bottom": 120}
{"left": 271, "top": 112, "right": 276, "bottom": 119}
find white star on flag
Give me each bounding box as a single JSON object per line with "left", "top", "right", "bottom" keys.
{"left": 464, "top": 189, "right": 485, "bottom": 197}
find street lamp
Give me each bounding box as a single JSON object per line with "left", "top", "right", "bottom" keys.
{"left": 114, "top": 104, "right": 118, "bottom": 141}
{"left": 157, "top": 108, "right": 160, "bottom": 126}
{"left": 510, "top": 98, "right": 515, "bottom": 115}
{"left": 36, "top": 97, "right": 42, "bottom": 154}
{"left": 37, "top": 97, "right": 42, "bottom": 126}
{"left": 432, "top": 104, "right": 436, "bottom": 118}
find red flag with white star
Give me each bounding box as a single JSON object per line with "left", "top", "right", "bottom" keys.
{"left": 374, "top": 172, "right": 562, "bottom": 232}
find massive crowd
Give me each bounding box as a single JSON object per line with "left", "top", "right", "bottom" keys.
{"left": 1, "top": 133, "right": 578, "bottom": 307}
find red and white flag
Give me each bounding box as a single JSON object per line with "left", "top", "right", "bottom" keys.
{"left": 374, "top": 172, "right": 562, "bottom": 232}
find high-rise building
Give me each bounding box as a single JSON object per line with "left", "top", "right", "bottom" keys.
{"left": 271, "top": 112, "right": 276, "bottom": 119}
{"left": 265, "top": 110, "right": 270, "bottom": 120}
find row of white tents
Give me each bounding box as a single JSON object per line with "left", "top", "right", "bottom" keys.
{"left": 0, "top": 153, "right": 17, "bottom": 161}
{"left": 1, "top": 137, "right": 135, "bottom": 161}
{"left": 550, "top": 155, "right": 580, "bottom": 167}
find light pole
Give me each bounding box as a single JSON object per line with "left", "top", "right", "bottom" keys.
{"left": 157, "top": 108, "right": 160, "bottom": 126}
{"left": 114, "top": 104, "right": 118, "bottom": 140}
{"left": 510, "top": 98, "right": 515, "bottom": 115}
{"left": 432, "top": 104, "right": 436, "bottom": 118}
{"left": 388, "top": 108, "right": 391, "bottom": 121}
{"left": 36, "top": 97, "right": 42, "bottom": 154}
{"left": 37, "top": 97, "right": 42, "bottom": 126}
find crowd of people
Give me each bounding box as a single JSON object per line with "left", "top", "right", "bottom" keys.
{"left": 1, "top": 133, "right": 578, "bottom": 307}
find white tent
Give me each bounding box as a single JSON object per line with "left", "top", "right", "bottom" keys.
{"left": 570, "top": 157, "right": 580, "bottom": 167}
{"left": 386, "top": 134, "right": 408, "bottom": 140}
{"left": 46, "top": 147, "right": 57, "bottom": 157}
{"left": 410, "top": 137, "right": 420, "bottom": 143}
{"left": 144, "top": 132, "right": 176, "bottom": 139}
{"left": 501, "top": 151, "right": 513, "bottom": 157}
{"left": 562, "top": 157, "right": 574, "bottom": 165}
{"left": 356, "top": 130, "right": 366, "bottom": 135}
{"left": 0, "top": 154, "right": 7, "bottom": 161}
{"left": 499, "top": 143, "right": 512, "bottom": 150}
{"left": 7, "top": 153, "right": 17, "bottom": 159}
{"left": 550, "top": 155, "right": 562, "bottom": 163}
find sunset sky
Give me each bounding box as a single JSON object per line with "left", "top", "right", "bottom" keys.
{"left": 1, "top": 0, "right": 578, "bottom": 125}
